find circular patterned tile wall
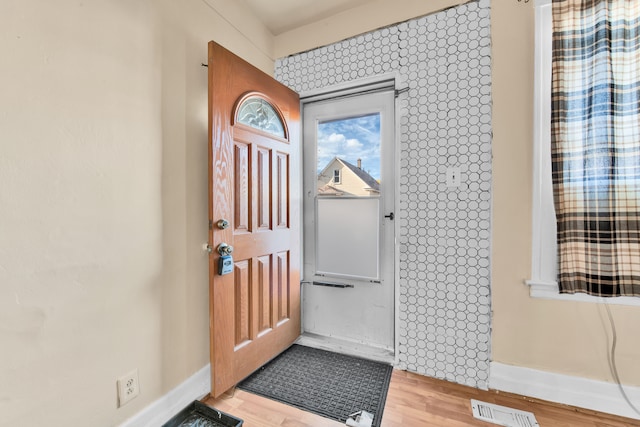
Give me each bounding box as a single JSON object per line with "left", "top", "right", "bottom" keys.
{"left": 276, "top": 0, "right": 492, "bottom": 389}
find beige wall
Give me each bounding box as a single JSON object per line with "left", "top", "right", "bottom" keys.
{"left": 274, "top": 0, "right": 640, "bottom": 388}
{"left": 274, "top": 0, "right": 467, "bottom": 59}
{"left": 0, "top": 0, "right": 272, "bottom": 425}
{"left": 3, "top": 1, "right": 640, "bottom": 426}
{"left": 490, "top": 0, "right": 640, "bottom": 387}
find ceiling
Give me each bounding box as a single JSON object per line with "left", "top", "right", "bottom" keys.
{"left": 244, "top": 0, "right": 376, "bottom": 35}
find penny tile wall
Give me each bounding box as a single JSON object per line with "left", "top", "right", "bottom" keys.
{"left": 275, "top": 0, "right": 492, "bottom": 389}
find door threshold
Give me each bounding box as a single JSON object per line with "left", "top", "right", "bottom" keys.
{"left": 295, "top": 332, "right": 395, "bottom": 365}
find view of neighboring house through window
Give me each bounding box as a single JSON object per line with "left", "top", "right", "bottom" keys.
{"left": 317, "top": 113, "right": 381, "bottom": 196}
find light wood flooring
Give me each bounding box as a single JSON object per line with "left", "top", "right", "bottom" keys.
{"left": 205, "top": 369, "right": 640, "bottom": 427}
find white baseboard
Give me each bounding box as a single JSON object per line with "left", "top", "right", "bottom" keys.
{"left": 119, "top": 364, "right": 211, "bottom": 427}
{"left": 490, "top": 362, "right": 640, "bottom": 420}
{"left": 118, "top": 361, "right": 640, "bottom": 424}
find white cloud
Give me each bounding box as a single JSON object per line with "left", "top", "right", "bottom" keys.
{"left": 327, "top": 133, "right": 346, "bottom": 143}
{"left": 346, "top": 138, "right": 362, "bottom": 148}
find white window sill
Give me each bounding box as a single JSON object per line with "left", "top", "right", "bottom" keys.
{"left": 526, "top": 280, "right": 640, "bottom": 307}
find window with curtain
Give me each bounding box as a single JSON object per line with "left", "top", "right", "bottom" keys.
{"left": 551, "top": 0, "right": 640, "bottom": 296}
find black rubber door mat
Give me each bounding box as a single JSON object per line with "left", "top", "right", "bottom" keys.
{"left": 237, "top": 344, "right": 392, "bottom": 426}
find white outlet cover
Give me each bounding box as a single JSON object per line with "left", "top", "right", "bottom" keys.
{"left": 446, "top": 167, "right": 461, "bottom": 187}
{"left": 117, "top": 369, "right": 140, "bottom": 407}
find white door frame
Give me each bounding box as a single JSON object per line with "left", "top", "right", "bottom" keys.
{"left": 298, "top": 73, "right": 402, "bottom": 363}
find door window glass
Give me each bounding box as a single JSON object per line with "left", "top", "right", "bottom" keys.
{"left": 315, "top": 114, "right": 382, "bottom": 280}
{"left": 237, "top": 96, "right": 285, "bottom": 138}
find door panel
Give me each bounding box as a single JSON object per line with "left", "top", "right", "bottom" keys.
{"left": 208, "top": 41, "right": 300, "bottom": 397}
{"left": 256, "top": 254, "right": 272, "bottom": 334}
{"left": 234, "top": 260, "right": 251, "bottom": 347}
{"left": 234, "top": 143, "right": 250, "bottom": 233}
{"left": 276, "top": 153, "right": 289, "bottom": 228}
{"left": 257, "top": 148, "right": 271, "bottom": 230}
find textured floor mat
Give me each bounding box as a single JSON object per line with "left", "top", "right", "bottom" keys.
{"left": 237, "top": 344, "right": 392, "bottom": 426}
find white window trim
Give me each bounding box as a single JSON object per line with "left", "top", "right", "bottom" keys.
{"left": 527, "top": 0, "right": 640, "bottom": 307}
{"left": 333, "top": 169, "right": 342, "bottom": 184}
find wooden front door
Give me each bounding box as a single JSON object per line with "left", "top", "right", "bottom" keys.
{"left": 207, "top": 41, "right": 300, "bottom": 397}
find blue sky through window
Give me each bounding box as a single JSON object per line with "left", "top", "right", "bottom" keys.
{"left": 317, "top": 113, "right": 381, "bottom": 180}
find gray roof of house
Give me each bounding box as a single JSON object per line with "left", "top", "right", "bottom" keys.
{"left": 339, "top": 159, "right": 380, "bottom": 192}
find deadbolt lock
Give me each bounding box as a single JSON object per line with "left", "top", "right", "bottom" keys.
{"left": 217, "top": 219, "right": 230, "bottom": 229}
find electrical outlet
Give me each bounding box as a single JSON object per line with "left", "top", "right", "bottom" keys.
{"left": 117, "top": 369, "right": 140, "bottom": 407}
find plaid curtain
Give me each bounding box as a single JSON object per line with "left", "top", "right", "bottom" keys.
{"left": 551, "top": 0, "right": 640, "bottom": 296}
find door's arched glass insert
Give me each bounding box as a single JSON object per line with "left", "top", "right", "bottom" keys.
{"left": 237, "top": 97, "right": 286, "bottom": 138}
